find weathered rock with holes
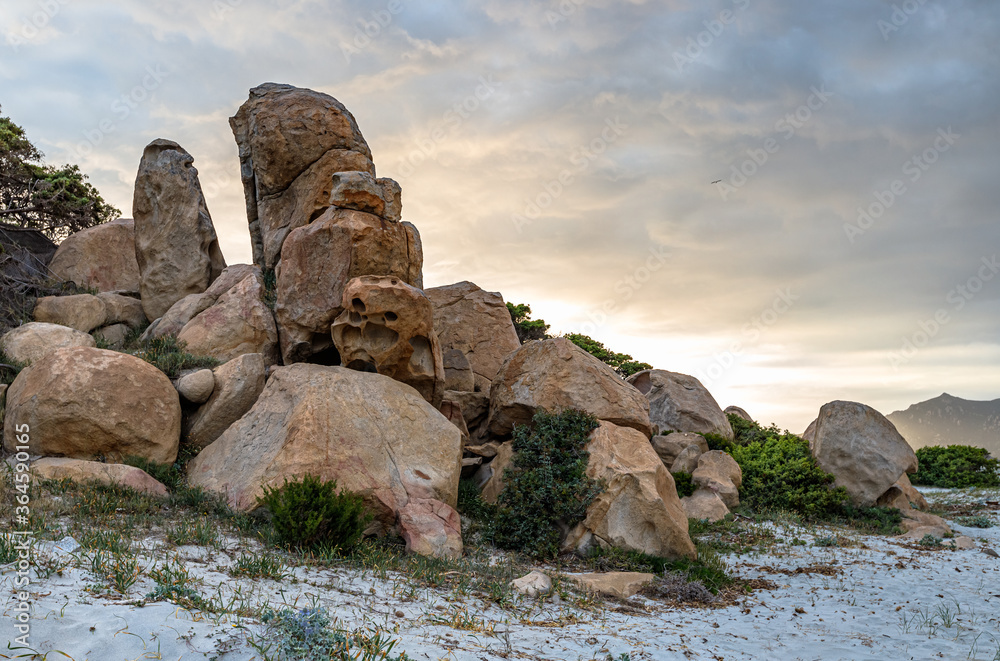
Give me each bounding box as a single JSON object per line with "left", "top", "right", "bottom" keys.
{"left": 230, "top": 83, "right": 377, "bottom": 268}
{"left": 48, "top": 218, "right": 141, "bottom": 293}
{"left": 32, "top": 457, "right": 168, "bottom": 497}
{"left": 176, "top": 271, "right": 280, "bottom": 365}
{"left": 487, "top": 338, "right": 652, "bottom": 438}
{"left": 398, "top": 498, "right": 463, "bottom": 559}
{"left": 133, "top": 139, "right": 226, "bottom": 321}
{"left": 274, "top": 208, "right": 423, "bottom": 364}
{"left": 651, "top": 432, "right": 708, "bottom": 469}
{"left": 691, "top": 450, "right": 742, "bottom": 509}
{"left": 681, "top": 489, "right": 730, "bottom": 522}
{"left": 186, "top": 365, "right": 462, "bottom": 538}
{"left": 176, "top": 369, "right": 215, "bottom": 404}
{"left": 627, "top": 369, "right": 733, "bottom": 440}
{"left": 810, "top": 400, "right": 918, "bottom": 507}
{"left": 184, "top": 353, "right": 267, "bottom": 450}
{"left": 3, "top": 347, "right": 180, "bottom": 463}
{"left": 331, "top": 275, "right": 445, "bottom": 406}
{"left": 145, "top": 264, "right": 260, "bottom": 340}
{"left": 1, "top": 322, "right": 96, "bottom": 365}
{"left": 565, "top": 421, "right": 696, "bottom": 560}
{"left": 427, "top": 282, "right": 521, "bottom": 392}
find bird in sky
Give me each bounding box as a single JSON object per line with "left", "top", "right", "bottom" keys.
{"left": 711, "top": 179, "right": 722, "bottom": 184}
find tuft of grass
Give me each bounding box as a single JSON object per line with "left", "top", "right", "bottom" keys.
{"left": 135, "top": 335, "right": 220, "bottom": 378}
{"left": 78, "top": 528, "right": 132, "bottom": 554}
{"left": 229, "top": 553, "right": 289, "bottom": 580}
{"left": 166, "top": 518, "right": 219, "bottom": 547}
{"left": 672, "top": 471, "right": 696, "bottom": 498}
{"left": 957, "top": 514, "right": 995, "bottom": 529}
{"left": 255, "top": 606, "right": 410, "bottom": 661}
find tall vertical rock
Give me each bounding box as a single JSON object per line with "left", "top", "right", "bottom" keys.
{"left": 133, "top": 139, "right": 226, "bottom": 321}
{"left": 229, "top": 83, "right": 378, "bottom": 269}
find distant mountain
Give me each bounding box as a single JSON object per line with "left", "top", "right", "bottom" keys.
{"left": 887, "top": 393, "right": 1000, "bottom": 456}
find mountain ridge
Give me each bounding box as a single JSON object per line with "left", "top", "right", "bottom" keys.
{"left": 887, "top": 393, "right": 1000, "bottom": 456}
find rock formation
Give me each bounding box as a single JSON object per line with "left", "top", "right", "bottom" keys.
{"left": 47, "top": 218, "right": 141, "bottom": 293}
{"left": 628, "top": 369, "right": 734, "bottom": 440}
{"left": 133, "top": 139, "right": 226, "bottom": 321}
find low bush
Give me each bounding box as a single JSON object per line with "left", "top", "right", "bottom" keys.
{"left": 910, "top": 445, "right": 1000, "bottom": 489}
{"left": 672, "top": 471, "right": 696, "bottom": 498}
{"left": 728, "top": 423, "right": 850, "bottom": 519}
{"left": 487, "top": 409, "right": 603, "bottom": 558}
{"left": 702, "top": 432, "right": 734, "bottom": 453}
{"left": 258, "top": 474, "right": 371, "bottom": 551}
{"left": 135, "top": 335, "right": 220, "bottom": 378}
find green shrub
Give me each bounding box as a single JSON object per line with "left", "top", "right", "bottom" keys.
{"left": 727, "top": 413, "right": 775, "bottom": 446}
{"left": 506, "top": 302, "right": 550, "bottom": 343}
{"left": 672, "top": 471, "right": 696, "bottom": 498}
{"left": 702, "top": 432, "right": 734, "bottom": 453}
{"left": 729, "top": 427, "right": 849, "bottom": 519}
{"left": 564, "top": 333, "right": 652, "bottom": 378}
{"left": 258, "top": 474, "right": 371, "bottom": 551}
{"left": 262, "top": 268, "right": 277, "bottom": 310}
{"left": 135, "top": 335, "right": 220, "bottom": 378}
{"left": 487, "top": 409, "right": 602, "bottom": 558}
{"left": 910, "top": 445, "right": 1000, "bottom": 488}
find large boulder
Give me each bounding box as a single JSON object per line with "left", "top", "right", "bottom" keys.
{"left": 176, "top": 270, "right": 280, "bottom": 365}
{"left": 426, "top": 282, "right": 521, "bottom": 392}
{"left": 230, "top": 83, "right": 379, "bottom": 268}
{"left": 47, "top": 218, "right": 141, "bottom": 293}
{"left": 486, "top": 338, "right": 652, "bottom": 438}
{"left": 184, "top": 353, "right": 267, "bottom": 450}
{"left": 274, "top": 208, "right": 422, "bottom": 364}
{"left": 565, "top": 422, "right": 696, "bottom": 560}
{"left": 691, "top": 450, "right": 742, "bottom": 509}
{"left": 144, "top": 264, "right": 259, "bottom": 340}
{"left": 651, "top": 432, "right": 708, "bottom": 470}
{"left": 3, "top": 347, "right": 180, "bottom": 463}
{"left": 133, "top": 139, "right": 226, "bottom": 321}
{"left": 186, "top": 364, "right": 462, "bottom": 536}
{"left": 331, "top": 275, "right": 444, "bottom": 406}
{"left": 810, "top": 400, "right": 919, "bottom": 507}
{"left": 33, "top": 294, "right": 107, "bottom": 332}
{"left": 724, "top": 405, "right": 752, "bottom": 422}
{"left": 627, "top": 370, "right": 733, "bottom": 440}
{"left": 681, "top": 489, "right": 730, "bottom": 522}
{"left": 32, "top": 458, "right": 168, "bottom": 497}
{"left": 1, "top": 322, "right": 96, "bottom": 365}
{"left": 398, "top": 498, "right": 463, "bottom": 559}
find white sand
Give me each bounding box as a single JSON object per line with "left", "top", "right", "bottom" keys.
{"left": 2, "top": 488, "right": 998, "bottom": 661}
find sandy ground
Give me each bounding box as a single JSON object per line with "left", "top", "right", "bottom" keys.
{"left": 2, "top": 487, "right": 998, "bottom": 661}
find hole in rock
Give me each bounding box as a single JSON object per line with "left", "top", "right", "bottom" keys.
{"left": 352, "top": 298, "right": 366, "bottom": 312}
{"left": 346, "top": 359, "right": 378, "bottom": 373}
{"left": 385, "top": 311, "right": 398, "bottom": 322}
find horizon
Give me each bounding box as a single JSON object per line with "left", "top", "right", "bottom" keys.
{"left": 3, "top": 0, "right": 999, "bottom": 432}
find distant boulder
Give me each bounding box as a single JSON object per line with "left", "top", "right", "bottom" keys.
{"left": 628, "top": 369, "right": 733, "bottom": 440}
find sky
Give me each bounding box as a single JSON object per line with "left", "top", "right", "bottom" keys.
{"left": 2, "top": 0, "right": 998, "bottom": 432}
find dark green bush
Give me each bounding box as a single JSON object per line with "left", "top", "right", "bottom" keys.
{"left": 258, "top": 474, "right": 372, "bottom": 551}
{"left": 727, "top": 413, "right": 774, "bottom": 446}
{"left": 506, "top": 302, "right": 550, "bottom": 343}
{"left": 488, "top": 409, "right": 602, "bottom": 558}
{"left": 729, "top": 426, "right": 849, "bottom": 519}
{"left": 564, "top": 333, "right": 652, "bottom": 378}
{"left": 136, "top": 335, "right": 220, "bottom": 378}
{"left": 672, "top": 471, "right": 696, "bottom": 498}
{"left": 910, "top": 445, "right": 1000, "bottom": 488}
{"left": 702, "top": 433, "right": 735, "bottom": 453}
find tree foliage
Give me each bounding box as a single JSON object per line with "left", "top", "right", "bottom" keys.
{"left": 910, "top": 445, "right": 1000, "bottom": 488}
{"left": 564, "top": 333, "right": 652, "bottom": 378}
{"left": 1, "top": 105, "right": 119, "bottom": 241}
{"left": 506, "top": 302, "right": 550, "bottom": 343}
